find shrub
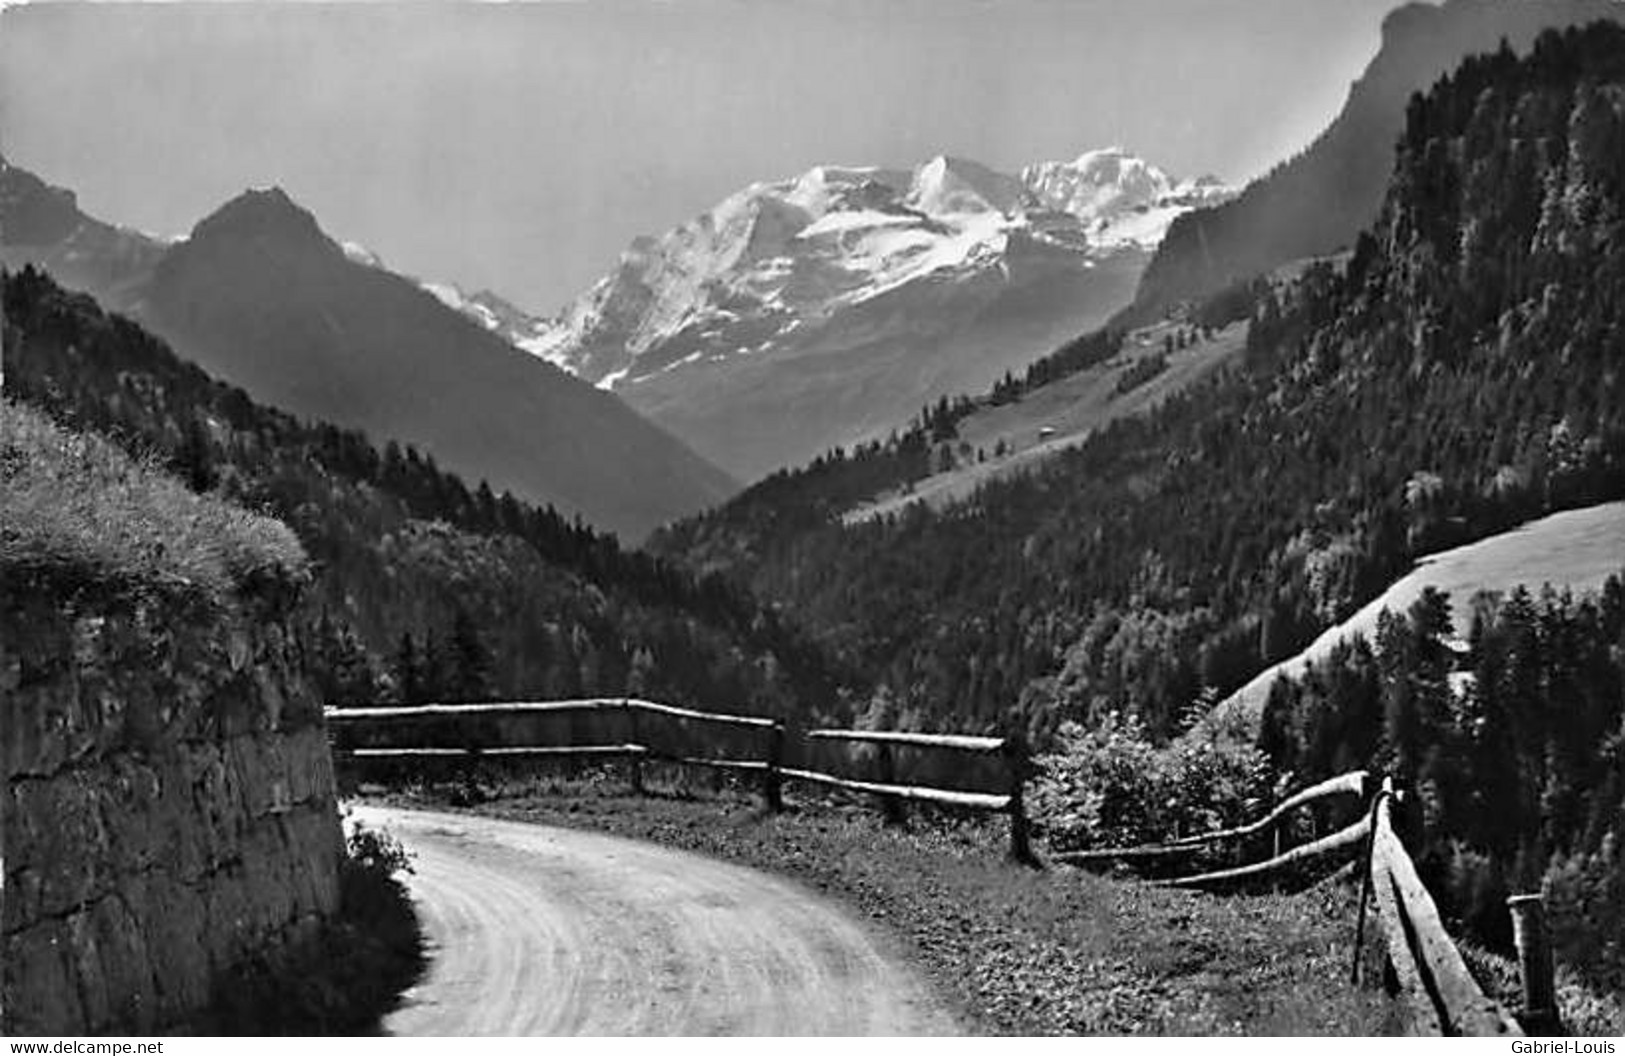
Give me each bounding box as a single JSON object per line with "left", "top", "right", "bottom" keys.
{"left": 1543, "top": 834, "right": 1625, "bottom": 996}
{"left": 1029, "top": 711, "right": 1273, "bottom": 851}
{"left": 192, "top": 817, "right": 423, "bottom": 1034}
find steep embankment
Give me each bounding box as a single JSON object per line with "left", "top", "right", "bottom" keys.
{"left": 1204, "top": 501, "right": 1625, "bottom": 738}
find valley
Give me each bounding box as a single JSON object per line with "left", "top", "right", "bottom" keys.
{"left": 490, "top": 149, "right": 1231, "bottom": 481}
{"left": 6, "top": 0, "right": 1625, "bottom": 1039}
{"left": 0, "top": 165, "right": 736, "bottom": 541}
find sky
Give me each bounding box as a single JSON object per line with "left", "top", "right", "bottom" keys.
{"left": 0, "top": 0, "right": 1402, "bottom": 311}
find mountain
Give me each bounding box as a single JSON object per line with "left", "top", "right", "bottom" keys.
{"left": 3, "top": 264, "right": 841, "bottom": 721}
{"left": 509, "top": 149, "right": 1231, "bottom": 481}
{"left": 418, "top": 281, "right": 569, "bottom": 368}
{"left": 0, "top": 166, "right": 738, "bottom": 540}
{"left": 652, "top": 21, "right": 1625, "bottom": 751}
{"left": 1022, "top": 147, "right": 1233, "bottom": 249}
{"left": 0, "top": 153, "right": 167, "bottom": 301}
{"left": 1123, "top": 0, "right": 1624, "bottom": 325}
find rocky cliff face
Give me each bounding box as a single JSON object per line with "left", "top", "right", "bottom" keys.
{"left": 1, "top": 582, "right": 343, "bottom": 1035}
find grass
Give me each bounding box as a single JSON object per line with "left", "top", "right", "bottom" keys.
{"left": 1204, "top": 499, "right": 1625, "bottom": 739}
{"left": 846, "top": 319, "right": 1248, "bottom": 524}
{"left": 0, "top": 399, "right": 307, "bottom": 602}
{"left": 1459, "top": 940, "right": 1625, "bottom": 1039}
{"left": 380, "top": 769, "right": 1392, "bottom": 1035}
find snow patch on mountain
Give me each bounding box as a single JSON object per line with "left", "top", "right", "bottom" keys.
{"left": 1023, "top": 147, "right": 1235, "bottom": 249}
{"left": 342, "top": 241, "right": 387, "bottom": 269}
{"left": 426, "top": 148, "right": 1233, "bottom": 392}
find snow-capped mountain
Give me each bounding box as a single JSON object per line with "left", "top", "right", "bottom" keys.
{"left": 444, "top": 148, "right": 1232, "bottom": 480}
{"left": 1022, "top": 147, "right": 1235, "bottom": 248}
{"left": 418, "top": 282, "right": 572, "bottom": 369}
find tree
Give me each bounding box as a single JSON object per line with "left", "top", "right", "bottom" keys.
{"left": 173, "top": 413, "right": 217, "bottom": 492}
{"left": 392, "top": 631, "right": 422, "bottom": 705}
{"left": 448, "top": 608, "right": 494, "bottom": 702}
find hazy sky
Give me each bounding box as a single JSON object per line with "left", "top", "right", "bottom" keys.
{"left": 0, "top": 0, "right": 1401, "bottom": 311}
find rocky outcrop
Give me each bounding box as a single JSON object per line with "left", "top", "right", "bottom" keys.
{"left": 1, "top": 582, "right": 343, "bottom": 1035}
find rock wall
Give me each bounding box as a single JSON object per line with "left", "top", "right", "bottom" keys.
{"left": 1, "top": 582, "right": 343, "bottom": 1035}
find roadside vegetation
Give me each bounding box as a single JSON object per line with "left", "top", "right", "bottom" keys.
{"left": 0, "top": 397, "right": 306, "bottom": 601}
{"left": 190, "top": 818, "right": 425, "bottom": 1035}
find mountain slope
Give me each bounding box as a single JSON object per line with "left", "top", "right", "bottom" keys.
{"left": 1208, "top": 500, "right": 1625, "bottom": 738}
{"left": 0, "top": 154, "right": 167, "bottom": 302}
{"left": 3, "top": 264, "right": 839, "bottom": 719}
{"left": 520, "top": 150, "right": 1230, "bottom": 481}
{"left": 653, "top": 22, "right": 1625, "bottom": 747}
{"left": 0, "top": 164, "right": 737, "bottom": 540}
{"left": 1123, "top": 0, "right": 1623, "bottom": 324}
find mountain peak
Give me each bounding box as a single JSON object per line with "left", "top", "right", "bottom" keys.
{"left": 908, "top": 154, "right": 1028, "bottom": 216}
{"left": 189, "top": 185, "right": 329, "bottom": 248}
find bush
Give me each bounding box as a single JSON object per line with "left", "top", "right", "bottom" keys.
{"left": 191, "top": 817, "right": 423, "bottom": 1034}
{"left": 1543, "top": 834, "right": 1625, "bottom": 996}
{"left": 345, "top": 818, "right": 415, "bottom": 878}
{"left": 1029, "top": 711, "right": 1273, "bottom": 851}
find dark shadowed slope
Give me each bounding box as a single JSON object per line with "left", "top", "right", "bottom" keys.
{"left": 0, "top": 161, "right": 737, "bottom": 540}
{"left": 132, "top": 188, "right": 737, "bottom": 541}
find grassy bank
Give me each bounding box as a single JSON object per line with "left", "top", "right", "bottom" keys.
{"left": 0, "top": 398, "right": 306, "bottom": 600}
{"left": 381, "top": 776, "right": 1391, "bottom": 1035}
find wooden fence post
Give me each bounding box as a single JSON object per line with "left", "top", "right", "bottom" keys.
{"left": 877, "top": 743, "right": 906, "bottom": 826}
{"left": 327, "top": 727, "right": 357, "bottom": 797}
{"left": 1351, "top": 778, "right": 1390, "bottom": 984}
{"left": 1507, "top": 894, "right": 1559, "bottom": 1034}
{"left": 762, "top": 722, "right": 784, "bottom": 813}
{"left": 1004, "top": 735, "right": 1037, "bottom": 866}
{"left": 623, "top": 698, "right": 644, "bottom": 796}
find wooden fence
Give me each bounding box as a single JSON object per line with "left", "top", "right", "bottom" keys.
{"left": 325, "top": 697, "right": 1033, "bottom": 861}
{"left": 1361, "top": 777, "right": 1523, "bottom": 1037}
{"left": 1052, "top": 769, "right": 1529, "bottom": 1037}
{"left": 1050, "top": 769, "right": 1371, "bottom": 879}
{"left": 328, "top": 702, "right": 1544, "bottom": 1034}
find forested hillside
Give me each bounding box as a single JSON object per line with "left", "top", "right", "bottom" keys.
{"left": 654, "top": 23, "right": 1625, "bottom": 746}
{"left": 1123, "top": 0, "right": 1622, "bottom": 325}
{"left": 3, "top": 267, "right": 842, "bottom": 719}
{"left": 1261, "top": 581, "right": 1624, "bottom": 992}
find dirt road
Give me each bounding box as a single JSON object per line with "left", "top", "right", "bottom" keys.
{"left": 351, "top": 805, "right": 959, "bottom": 1036}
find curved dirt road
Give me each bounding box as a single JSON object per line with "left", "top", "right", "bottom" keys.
{"left": 351, "top": 806, "right": 958, "bottom": 1036}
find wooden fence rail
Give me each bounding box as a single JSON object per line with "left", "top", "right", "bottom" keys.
{"left": 1051, "top": 768, "right": 1370, "bottom": 871}
{"left": 328, "top": 697, "right": 778, "bottom": 727}
{"left": 1049, "top": 770, "right": 1525, "bottom": 1037}
{"left": 1365, "top": 779, "right": 1522, "bottom": 1037}
{"left": 326, "top": 697, "right": 1034, "bottom": 862}
{"left": 1168, "top": 769, "right": 1370, "bottom": 847}
{"left": 1158, "top": 816, "right": 1372, "bottom": 889}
